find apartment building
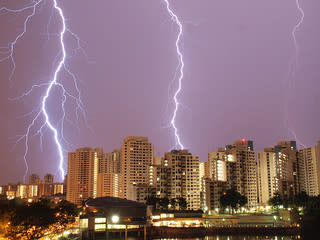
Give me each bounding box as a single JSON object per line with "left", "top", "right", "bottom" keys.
{"left": 202, "top": 139, "right": 258, "bottom": 210}
{"left": 257, "top": 141, "right": 298, "bottom": 204}
{"left": 164, "top": 150, "right": 200, "bottom": 210}
{"left": 120, "top": 136, "right": 154, "bottom": 200}
{"left": 66, "top": 147, "right": 99, "bottom": 204}
{"left": 298, "top": 141, "right": 320, "bottom": 196}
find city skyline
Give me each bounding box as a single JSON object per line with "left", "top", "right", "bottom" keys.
{"left": 1, "top": 137, "right": 319, "bottom": 213}
{"left": 1, "top": 0, "right": 320, "bottom": 184}
{"left": 2, "top": 137, "right": 319, "bottom": 184}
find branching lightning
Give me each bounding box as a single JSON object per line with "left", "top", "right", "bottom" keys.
{"left": 163, "top": 0, "right": 185, "bottom": 150}
{"left": 283, "top": 0, "right": 306, "bottom": 148}
{"left": 1, "top": 0, "right": 86, "bottom": 182}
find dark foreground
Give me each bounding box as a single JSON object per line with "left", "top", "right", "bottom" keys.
{"left": 149, "top": 226, "right": 300, "bottom": 238}
{"left": 83, "top": 215, "right": 320, "bottom": 240}
{"left": 88, "top": 226, "right": 300, "bottom": 240}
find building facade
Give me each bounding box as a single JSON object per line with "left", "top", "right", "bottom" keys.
{"left": 97, "top": 173, "right": 120, "bottom": 198}
{"left": 163, "top": 150, "right": 201, "bottom": 210}
{"left": 257, "top": 141, "right": 298, "bottom": 204}
{"left": 66, "top": 147, "right": 99, "bottom": 204}
{"left": 298, "top": 141, "right": 320, "bottom": 196}
{"left": 120, "top": 136, "right": 154, "bottom": 200}
{"left": 203, "top": 139, "right": 258, "bottom": 210}
{"left": 29, "top": 174, "right": 40, "bottom": 185}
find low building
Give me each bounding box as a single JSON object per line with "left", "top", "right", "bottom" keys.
{"left": 80, "top": 197, "right": 148, "bottom": 239}
{"left": 151, "top": 210, "right": 203, "bottom": 227}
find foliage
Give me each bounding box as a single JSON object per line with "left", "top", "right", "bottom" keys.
{"left": 304, "top": 195, "right": 320, "bottom": 215}
{"left": 159, "top": 197, "right": 170, "bottom": 210}
{"left": 145, "top": 196, "right": 158, "bottom": 207}
{"left": 176, "top": 197, "right": 187, "bottom": 210}
{"left": 169, "top": 198, "right": 177, "bottom": 209}
{"left": 219, "top": 188, "right": 248, "bottom": 214}
{"left": 0, "top": 198, "right": 26, "bottom": 233}
{"left": 0, "top": 198, "right": 78, "bottom": 239}
{"left": 268, "top": 192, "right": 318, "bottom": 212}
{"left": 294, "top": 191, "right": 309, "bottom": 208}
{"left": 55, "top": 200, "right": 79, "bottom": 225}
{"left": 145, "top": 196, "right": 187, "bottom": 210}
{"left": 268, "top": 192, "right": 283, "bottom": 208}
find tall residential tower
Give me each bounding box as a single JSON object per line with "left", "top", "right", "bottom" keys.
{"left": 120, "top": 136, "right": 154, "bottom": 200}
{"left": 298, "top": 141, "right": 320, "bottom": 196}
{"left": 257, "top": 141, "right": 298, "bottom": 204}
{"left": 66, "top": 147, "right": 99, "bottom": 204}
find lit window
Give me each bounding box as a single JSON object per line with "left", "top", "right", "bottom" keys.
{"left": 95, "top": 217, "right": 106, "bottom": 223}
{"left": 80, "top": 219, "right": 88, "bottom": 228}
{"left": 95, "top": 224, "right": 106, "bottom": 231}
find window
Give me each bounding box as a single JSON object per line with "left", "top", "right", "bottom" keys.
{"left": 95, "top": 224, "right": 106, "bottom": 231}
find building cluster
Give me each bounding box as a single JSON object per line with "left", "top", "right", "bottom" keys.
{"left": 0, "top": 174, "right": 64, "bottom": 201}
{"left": 66, "top": 136, "right": 200, "bottom": 209}
{"left": 202, "top": 139, "right": 320, "bottom": 212}
{"left": 66, "top": 136, "right": 320, "bottom": 211}
{"left": 1, "top": 136, "right": 319, "bottom": 212}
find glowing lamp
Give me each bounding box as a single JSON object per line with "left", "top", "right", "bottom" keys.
{"left": 111, "top": 215, "right": 119, "bottom": 223}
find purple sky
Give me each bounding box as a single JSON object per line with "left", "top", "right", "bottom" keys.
{"left": 0, "top": 0, "right": 319, "bottom": 184}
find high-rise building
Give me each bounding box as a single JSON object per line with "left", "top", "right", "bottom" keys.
{"left": 38, "top": 183, "right": 54, "bottom": 196}
{"left": 29, "top": 174, "right": 40, "bottom": 185}
{"left": 201, "top": 177, "right": 228, "bottom": 210}
{"left": 208, "top": 149, "right": 228, "bottom": 182}
{"left": 257, "top": 151, "right": 277, "bottom": 204}
{"left": 150, "top": 156, "right": 163, "bottom": 188}
{"left": 97, "top": 173, "right": 120, "bottom": 197}
{"left": 225, "top": 140, "right": 257, "bottom": 208}
{"left": 120, "top": 136, "right": 154, "bottom": 200}
{"left": 16, "top": 184, "right": 38, "bottom": 198}
{"left": 135, "top": 183, "right": 156, "bottom": 203}
{"left": 298, "top": 141, "right": 320, "bottom": 196}
{"left": 44, "top": 174, "right": 54, "bottom": 184}
{"left": 203, "top": 139, "right": 258, "bottom": 209}
{"left": 66, "top": 147, "right": 99, "bottom": 205}
{"left": 96, "top": 149, "right": 121, "bottom": 198}
{"left": 199, "top": 162, "right": 206, "bottom": 180}
{"left": 53, "top": 183, "right": 64, "bottom": 195}
{"left": 151, "top": 156, "right": 170, "bottom": 199}
{"left": 164, "top": 150, "right": 200, "bottom": 210}
{"left": 99, "top": 149, "right": 121, "bottom": 174}
{"left": 257, "top": 141, "right": 298, "bottom": 204}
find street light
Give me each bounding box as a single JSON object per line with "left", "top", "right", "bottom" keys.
{"left": 112, "top": 215, "right": 119, "bottom": 224}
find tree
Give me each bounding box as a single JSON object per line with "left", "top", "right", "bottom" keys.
{"left": 219, "top": 188, "right": 248, "bottom": 214}
{"left": 159, "top": 197, "right": 170, "bottom": 210}
{"left": 294, "top": 192, "right": 309, "bottom": 208}
{"left": 305, "top": 195, "right": 320, "bottom": 215}
{"left": 55, "top": 200, "right": 79, "bottom": 225}
{"left": 1, "top": 198, "right": 80, "bottom": 239}
{"left": 268, "top": 192, "right": 283, "bottom": 209}
{"left": 8, "top": 198, "right": 56, "bottom": 239}
{"left": 177, "top": 197, "right": 187, "bottom": 210}
{"left": 169, "top": 198, "right": 177, "bottom": 210}
{"left": 145, "top": 196, "right": 159, "bottom": 208}
{"left": 238, "top": 194, "right": 247, "bottom": 208}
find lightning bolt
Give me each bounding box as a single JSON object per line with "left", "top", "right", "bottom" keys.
{"left": 163, "top": 0, "right": 185, "bottom": 150}
{"left": 283, "top": 0, "right": 306, "bottom": 148}
{"left": 1, "top": 0, "right": 86, "bottom": 182}
{"left": 292, "top": 0, "right": 304, "bottom": 66}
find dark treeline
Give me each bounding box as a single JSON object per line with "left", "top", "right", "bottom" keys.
{"left": 0, "top": 198, "right": 78, "bottom": 239}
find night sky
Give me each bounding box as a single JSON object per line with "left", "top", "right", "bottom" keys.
{"left": 0, "top": 0, "right": 319, "bottom": 184}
